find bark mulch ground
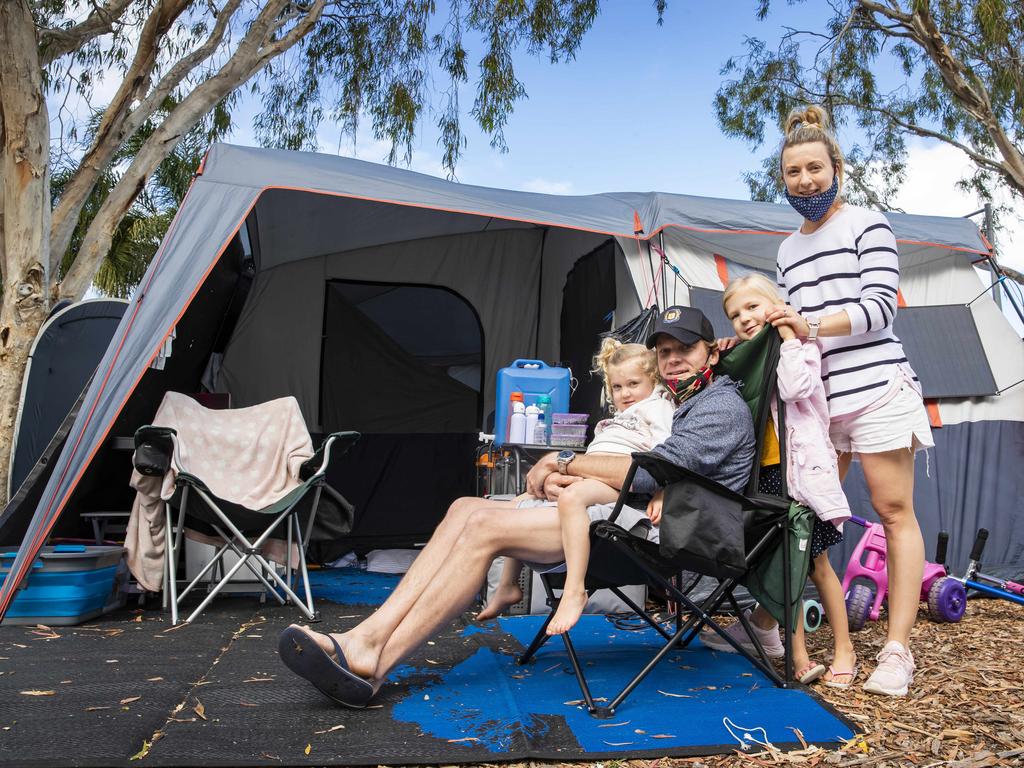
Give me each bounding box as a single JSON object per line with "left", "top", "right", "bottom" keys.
{"left": 498, "top": 598, "right": 1024, "bottom": 768}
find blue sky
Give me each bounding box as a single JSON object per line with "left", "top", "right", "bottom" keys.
{"left": 235, "top": 1, "right": 1024, "bottom": 279}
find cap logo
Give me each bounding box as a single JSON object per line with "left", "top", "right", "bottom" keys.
{"left": 663, "top": 308, "right": 680, "bottom": 322}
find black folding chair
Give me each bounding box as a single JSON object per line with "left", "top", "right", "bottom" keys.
{"left": 517, "top": 326, "right": 814, "bottom": 718}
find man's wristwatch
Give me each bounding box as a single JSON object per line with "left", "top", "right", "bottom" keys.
{"left": 806, "top": 315, "right": 822, "bottom": 341}
{"left": 556, "top": 449, "right": 576, "bottom": 474}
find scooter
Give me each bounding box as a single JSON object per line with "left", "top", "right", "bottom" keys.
{"left": 955, "top": 529, "right": 1024, "bottom": 606}
{"left": 841, "top": 515, "right": 966, "bottom": 631}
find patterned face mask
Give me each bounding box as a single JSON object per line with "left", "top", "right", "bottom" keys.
{"left": 665, "top": 364, "right": 714, "bottom": 405}
{"left": 785, "top": 174, "right": 839, "bottom": 222}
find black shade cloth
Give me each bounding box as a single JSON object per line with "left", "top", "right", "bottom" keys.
{"left": 892, "top": 305, "right": 997, "bottom": 398}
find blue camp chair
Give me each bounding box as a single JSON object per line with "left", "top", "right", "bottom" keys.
{"left": 132, "top": 426, "right": 358, "bottom": 624}
{"left": 516, "top": 326, "right": 814, "bottom": 717}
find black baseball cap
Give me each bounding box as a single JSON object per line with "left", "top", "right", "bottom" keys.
{"left": 645, "top": 306, "right": 716, "bottom": 349}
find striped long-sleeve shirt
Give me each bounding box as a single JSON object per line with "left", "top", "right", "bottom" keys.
{"left": 776, "top": 204, "right": 920, "bottom": 418}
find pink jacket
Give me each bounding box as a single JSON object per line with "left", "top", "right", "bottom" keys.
{"left": 771, "top": 339, "right": 851, "bottom": 527}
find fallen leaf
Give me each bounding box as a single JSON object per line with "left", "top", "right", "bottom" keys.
{"left": 193, "top": 700, "right": 207, "bottom": 720}
{"left": 60, "top": 680, "right": 72, "bottom": 684}
{"left": 657, "top": 690, "right": 693, "bottom": 698}
{"left": 161, "top": 623, "right": 190, "bottom": 633}
{"left": 259, "top": 754, "right": 281, "bottom": 761}
{"left": 597, "top": 721, "right": 631, "bottom": 728}
{"left": 133, "top": 615, "right": 143, "bottom": 623}
{"left": 105, "top": 659, "right": 119, "bottom": 664}
{"left": 447, "top": 737, "right": 479, "bottom": 743}
{"left": 603, "top": 740, "right": 634, "bottom": 746}
{"left": 425, "top": 659, "right": 440, "bottom": 665}
{"left": 242, "top": 677, "right": 274, "bottom": 683}
{"left": 239, "top": 702, "right": 258, "bottom": 708}
{"left": 313, "top": 724, "right": 346, "bottom": 734}
{"left": 20, "top": 690, "right": 55, "bottom": 696}
{"left": 651, "top": 734, "right": 676, "bottom": 739}
{"left": 121, "top": 696, "right": 141, "bottom": 705}
{"left": 129, "top": 740, "right": 151, "bottom": 761}
{"left": 85, "top": 706, "right": 110, "bottom": 711}
{"left": 304, "top": 744, "right": 311, "bottom": 755}
{"left": 146, "top": 677, "right": 164, "bottom": 682}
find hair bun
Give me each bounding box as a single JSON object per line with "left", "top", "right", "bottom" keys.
{"left": 784, "top": 104, "right": 832, "bottom": 137}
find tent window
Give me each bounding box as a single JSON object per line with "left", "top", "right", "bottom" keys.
{"left": 319, "top": 280, "right": 483, "bottom": 434}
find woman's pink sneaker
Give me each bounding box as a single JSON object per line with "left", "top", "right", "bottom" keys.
{"left": 863, "top": 640, "right": 915, "bottom": 697}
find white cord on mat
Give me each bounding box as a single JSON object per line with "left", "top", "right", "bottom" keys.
{"left": 722, "top": 716, "right": 775, "bottom": 752}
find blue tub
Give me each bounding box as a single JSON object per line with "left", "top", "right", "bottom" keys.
{"left": 0, "top": 544, "right": 124, "bottom": 626}
{"left": 494, "top": 359, "right": 570, "bottom": 446}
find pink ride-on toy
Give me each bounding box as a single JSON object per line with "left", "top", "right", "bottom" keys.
{"left": 841, "top": 515, "right": 966, "bottom": 630}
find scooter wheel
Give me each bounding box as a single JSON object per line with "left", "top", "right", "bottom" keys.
{"left": 803, "top": 599, "right": 824, "bottom": 632}
{"left": 846, "top": 583, "right": 874, "bottom": 632}
{"left": 927, "top": 576, "right": 966, "bottom": 623}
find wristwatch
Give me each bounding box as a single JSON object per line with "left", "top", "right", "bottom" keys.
{"left": 556, "top": 449, "right": 576, "bottom": 474}
{"left": 806, "top": 315, "right": 822, "bottom": 341}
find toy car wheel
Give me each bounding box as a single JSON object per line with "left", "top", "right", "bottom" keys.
{"left": 927, "top": 576, "right": 966, "bottom": 623}
{"left": 846, "top": 583, "right": 874, "bottom": 632}
{"left": 803, "top": 599, "right": 824, "bottom": 632}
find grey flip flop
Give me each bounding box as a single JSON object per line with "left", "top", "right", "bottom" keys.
{"left": 278, "top": 626, "right": 374, "bottom": 708}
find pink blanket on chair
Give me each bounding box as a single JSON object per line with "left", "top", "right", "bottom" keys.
{"left": 126, "top": 392, "right": 314, "bottom": 591}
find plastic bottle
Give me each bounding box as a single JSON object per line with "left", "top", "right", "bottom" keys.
{"left": 524, "top": 404, "right": 540, "bottom": 445}
{"left": 509, "top": 401, "right": 527, "bottom": 444}
{"left": 536, "top": 395, "right": 553, "bottom": 444}
{"left": 533, "top": 412, "right": 548, "bottom": 445}
{"left": 505, "top": 391, "right": 524, "bottom": 443}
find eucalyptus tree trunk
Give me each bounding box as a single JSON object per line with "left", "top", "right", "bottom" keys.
{"left": 0, "top": 0, "right": 51, "bottom": 502}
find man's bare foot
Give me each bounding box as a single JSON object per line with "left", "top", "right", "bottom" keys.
{"left": 289, "top": 624, "right": 379, "bottom": 679}
{"left": 546, "top": 589, "right": 588, "bottom": 635}
{"left": 476, "top": 583, "right": 523, "bottom": 621}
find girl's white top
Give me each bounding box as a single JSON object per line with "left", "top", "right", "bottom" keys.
{"left": 776, "top": 204, "right": 920, "bottom": 418}
{"left": 587, "top": 386, "right": 675, "bottom": 456}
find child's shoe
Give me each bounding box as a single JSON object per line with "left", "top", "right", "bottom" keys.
{"left": 699, "top": 609, "right": 784, "bottom": 658}
{"left": 863, "top": 640, "right": 914, "bottom": 697}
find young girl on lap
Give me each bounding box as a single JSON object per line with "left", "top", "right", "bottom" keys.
{"left": 478, "top": 339, "right": 674, "bottom": 634}
{"left": 709, "top": 274, "right": 856, "bottom": 686}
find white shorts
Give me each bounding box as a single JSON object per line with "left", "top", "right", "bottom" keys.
{"left": 829, "top": 378, "right": 935, "bottom": 456}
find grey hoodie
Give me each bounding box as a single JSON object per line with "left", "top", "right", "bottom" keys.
{"left": 631, "top": 375, "right": 755, "bottom": 495}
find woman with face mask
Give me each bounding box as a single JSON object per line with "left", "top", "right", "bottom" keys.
{"left": 752, "top": 105, "right": 932, "bottom": 698}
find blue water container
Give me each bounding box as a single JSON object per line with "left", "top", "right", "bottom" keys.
{"left": 494, "top": 359, "right": 570, "bottom": 445}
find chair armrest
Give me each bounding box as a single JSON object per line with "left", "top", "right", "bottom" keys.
{"left": 300, "top": 431, "right": 360, "bottom": 479}
{"left": 133, "top": 426, "right": 176, "bottom": 476}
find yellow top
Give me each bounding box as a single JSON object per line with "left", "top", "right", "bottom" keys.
{"left": 760, "top": 418, "right": 780, "bottom": 467}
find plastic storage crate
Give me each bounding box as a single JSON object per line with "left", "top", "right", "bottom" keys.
{"left": 0, "top": 544, "right": 124, "bottom": 626}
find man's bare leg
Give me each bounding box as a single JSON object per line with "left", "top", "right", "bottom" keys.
{"left": 547, "top": 479, "right": 618, "bottom": 635}
{"left": 292, "top": 496, "right": 516, "bottom": 677}
{"left": 373, "top": 503, "right": 567, "bottom": 680}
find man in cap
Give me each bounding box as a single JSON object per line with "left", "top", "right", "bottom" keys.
{"left": 278, "top": 306, "right": 754, "bottom": 708}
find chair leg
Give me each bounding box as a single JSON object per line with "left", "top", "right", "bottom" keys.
{"left": 517, "top": 574, "right": 557, "bottom": 665}
{"left": 293, "top": 513, "right": 316, "bottom": 617}
{"left": 164, "top": 502, "right": 179, "bottom": 625}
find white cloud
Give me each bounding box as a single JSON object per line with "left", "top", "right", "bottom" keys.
{"left": 518, "top": 177, "right": 574, "bottom": 195}
{"left": 894, "top": 140, "right": 1024, "bottom": 272}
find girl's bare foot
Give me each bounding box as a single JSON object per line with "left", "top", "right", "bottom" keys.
{"left": 546, "top": 589, "right": 588, "bottom": 635}
{"left": 289, "top": 624, "right": 379, "bottom": 679}
{"left": 476, "top": 583, "right": 523, "bottom": 620}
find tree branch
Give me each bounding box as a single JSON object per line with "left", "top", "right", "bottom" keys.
{"left": 58, "top": 0, "right": 327, "bottom": 299}
{"left": 38, "top": 0, "right": 136, "bottom": 67}
{"left": 49, "top": 0, "right": 193, "bottom": 274}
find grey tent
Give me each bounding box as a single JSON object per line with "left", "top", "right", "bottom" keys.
{"left": 2, "top": 143, "right": 1021, "bottom": 619}
{"left": 7, "top": 299, "right": 128, "bottom": 500}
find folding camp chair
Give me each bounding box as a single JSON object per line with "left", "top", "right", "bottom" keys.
{"left": 132, "top": 426, "right": 359, "bottom": 625}
{"left": 517, "top": 326, "right": 814, "bottom": 718}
